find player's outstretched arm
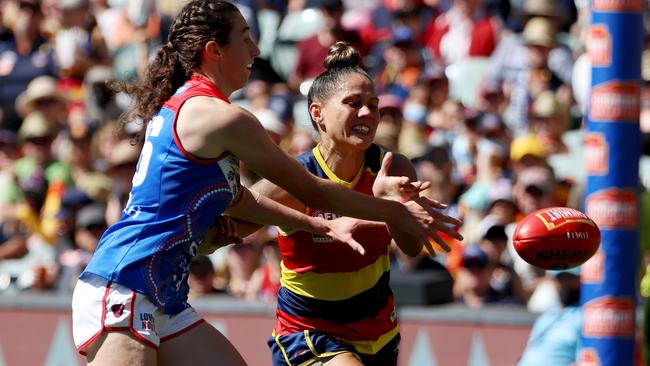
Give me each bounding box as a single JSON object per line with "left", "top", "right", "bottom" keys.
{"left": 213, "top": 106, "right": 450, "bottom": 246}
{"left": 226, "top": 186, "right": 382, "bottom": 255}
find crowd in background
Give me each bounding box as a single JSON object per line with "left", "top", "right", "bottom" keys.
{"left": 0, "top": 0, "right": 649, "bottom": 316}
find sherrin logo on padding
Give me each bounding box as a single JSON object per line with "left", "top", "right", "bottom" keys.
{"left": 581, "top": 250, "right": 605, "bottom": 284}
{"left": 587, "top": 25, "right": 612, "bottom": 67}
{"left": 590, "top": 81, "right": 640, "bottom": 122}
{"left": 579, "top": 348, "right": 601, "bottom": 366}
{"left": 592, "top": 0, "right": 643, "bottom": 12}
{"left": 583, "top": 297, "right": 635, "bottom": 338}
{"left": 586, "top": 189, "right": 637, "bottom": 229}
{"left": 585, "top": 133, "right": 608, "bottom": 175}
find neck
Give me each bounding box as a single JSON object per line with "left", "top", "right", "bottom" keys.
{"left": 193, "top": 68, "right": 233, "bottom": 96}
{"left": 317, "top": 141, "right": 364, "bottom": 182}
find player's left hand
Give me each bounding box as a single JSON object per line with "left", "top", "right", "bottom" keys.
{"left": 372, "top": 152, "right": 430, "bottom": 202}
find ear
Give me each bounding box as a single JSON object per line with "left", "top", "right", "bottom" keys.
{"left": 204, "top": 40, "right": 222, "bottom": 60}
{"left": 309, "top": 102, "right": 325, "bottom": 130}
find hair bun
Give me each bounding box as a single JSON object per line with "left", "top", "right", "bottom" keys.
{"left": 323, "top": 42, "right": 360, "bottom": 70}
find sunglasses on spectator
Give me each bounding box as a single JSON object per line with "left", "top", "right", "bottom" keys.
{"left": 18, "top": 1, "right": 41, "bottom": 13}
{"left": 34, "top": 97, "right": 60, "bottom": 107}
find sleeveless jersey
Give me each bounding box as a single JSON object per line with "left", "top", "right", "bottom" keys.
{"left": 82, "top": 75, "right": 240, "bottom": 315}
{"left": 274, "top": 144, "right": 399, "bottom": 355}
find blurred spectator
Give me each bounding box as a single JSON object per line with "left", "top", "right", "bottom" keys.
{"left": 225, "top": 242, "right": 261, "bottom": 298}
{"left": 0, "top": 0, "right": 58, "bottom": 131}
{"left": 518, "top": 268, "right": 582, "bottom": 365}
{"left": 513, "top": 165, "right": 557, "bottom": 216}
{"left": 104, "top": 138, "right": 140, "bottom": 224}
{"left": 51, "top": 0, "right": 111, "bottom": 83}
{"left": 245, "top": 239, "right": 281, "bottom": 302}
{"left": 188, "top": 254, "right": 225, "bottom": 299}
{"left": 397, "top": 81, "right": 430, "bottom": 158}
{"left": 15, "top": 75, "right": 67, "bottom": 128}
{"left": 487, "top": 15, "right": 574, "bottom": 135}
{"left": 375, "top": 26, "right": 428, "bottom": 100}
{"left": 373, "top": 93, "right": 403, "bottom": 151}
{"left": 424, "top": 0, "right": 500, "bottom": 65}
{"left": 454, "top": 243, "right": 523, "bottom": 309}
{"left": 288, "top": 0, "right": 364, "bottom": 92}
{"left": 55, "top": 202, "right": 105, "bottom": 293}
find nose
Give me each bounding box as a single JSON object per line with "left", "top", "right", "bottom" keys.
{"left": 358, "top": 105, "right": 372, "bottom": 118}
{"left": 250, "top": 41, "right": 260, "bottom": 59}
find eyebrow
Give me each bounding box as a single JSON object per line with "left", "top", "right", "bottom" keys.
{"left": 241, "top": 26, "right": 250, "bottom": 34}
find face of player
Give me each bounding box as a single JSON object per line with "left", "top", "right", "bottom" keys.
{"left": 218, "top": 12, "right": 260, "bottom": 93}
{"left": 319, "top": 74, "right": 380, "bottom": 151}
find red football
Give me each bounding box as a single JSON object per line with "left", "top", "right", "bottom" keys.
{"left": 513, "top": 207, "right": 601, "bottom": 270}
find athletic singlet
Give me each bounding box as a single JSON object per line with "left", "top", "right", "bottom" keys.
{"left": 274, "top": 144, "right": 399, "bottom": 355}
{"left": 81, "top": 75, "right": 240, "bottom": 315}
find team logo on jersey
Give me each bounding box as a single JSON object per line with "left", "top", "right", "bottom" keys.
{"left": 581, "top": 250, "right": 604, "bottom": 284}
{"left": 587, "top": 25, "right": 612, "bottom": 67}
{"left": 583, "top": 296, "right": 635, "bottom": 338}
{"left": 585, "top": 189, "right": 637, "bottom": 229}
{"left": 111, "top": 304, "right": 125, "bottom": 317}
{"left": 592, "top": 0, "right": 643, "bottom": 12}
{"left": 311, "top": 211, "right": 341, "bottom": 243}
{"left": 585, "top": 132, "right": 608, "bottom": 175}
{"left": 590, "top": 81, "right": 640, "bottom": 122}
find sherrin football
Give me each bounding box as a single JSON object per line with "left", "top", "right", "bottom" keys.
{"left": 513, "top": 207, "right": 601, "bottom": 270}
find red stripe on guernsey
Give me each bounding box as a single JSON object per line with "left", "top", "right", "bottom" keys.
{"left": 160, "top": 319, "right": 206, "bottom": 342}
{"left": 279, "top": 227, "right": 390, "bottom": 273}
{"left": 165, "top": 74, "right": 232, "bottom": 165}
{"left": 274, "top": 295, "right": 396, "bottom": 341}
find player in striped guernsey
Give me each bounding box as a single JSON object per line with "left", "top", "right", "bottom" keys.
{"left": 71, "top": 2, "right": 461, "bottom": 365}
{"left": 252, "top": 42, "right": 463, "bottom": 366}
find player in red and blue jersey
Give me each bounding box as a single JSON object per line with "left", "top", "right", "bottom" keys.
{"left": 71, "top": 2, "right": 460, "bottom": 365}
{"left": 252, "top": 42, "right": 463, "bottom": 366}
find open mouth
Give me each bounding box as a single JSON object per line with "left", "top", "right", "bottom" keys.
{"left": 351, "top": 125, "right": 371, "bottom": 135}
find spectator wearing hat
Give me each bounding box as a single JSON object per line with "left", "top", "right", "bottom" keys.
{"left": 0, "top": 0, "right": 57, "bottom": 131}
{"left": 487, "top": 15, "right": 574, "bottom": 135}
{"left": 0, "top": 130, "right": 29, "bottom": 262}
{"left": 0, "top": 130, "right": 20, "bottom": 205}
{"left": 423, "top": 0, "right": 501, "bottom": 65}
{"left": 15, "top": 76, "right": 67, "bottom": 128}
{"left": 518, "top": 267, "right": 582, "bottom": 365}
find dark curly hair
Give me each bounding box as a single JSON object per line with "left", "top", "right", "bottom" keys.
{"left": 111, "top": 0, "right": 239, "bottom": 141}
{"left": 307, "top": 41, "right": 372, "bottom": 130}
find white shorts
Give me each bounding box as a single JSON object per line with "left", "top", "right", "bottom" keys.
{"left": 72, "top": 273, "right": 204, "bottom": 355}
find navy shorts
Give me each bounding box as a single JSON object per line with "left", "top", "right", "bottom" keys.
{"left": 268, "top": 330, "right": 400, "bottom": 366}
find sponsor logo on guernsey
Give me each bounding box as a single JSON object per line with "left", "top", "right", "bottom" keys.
{"left": 140, "top": 313, "right": 155, "bottom": 331}
{"left": 583, "top": 296, "right": 635, "bottom": 338}
{"left": 579, "top": 348, "right": 601, "bottom": 366}
{"left": 585, "top": 132, "right": 608, "bottom": 175}
{"left": 592, "top": 0, "right": 643, "bottom": 12}
{"left": 586, "top": 189, "right": 637, "bottom": 229}
{"left": 311, "top": 210, "right": 340, "bottom": 243}
{"left": 581, "top": 250, "right": 605, "bottom": 284}
{"left": 590, "top": 81, "right": 640, "bottom": 122}
{"left": 534, "top": 207, "right": 594, "bottom": 231}
{"left": 588, "top": 25, "right": 612, "bottom": 67}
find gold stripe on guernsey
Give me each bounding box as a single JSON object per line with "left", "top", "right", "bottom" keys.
{"left": 345, "top": 325, "right": 400, "bottom": 355}
{"left": 280, "top": 254, "right": 390, "bottom": 300}
{"left": 312, "top": 145, "right": 365, "bottom": 189}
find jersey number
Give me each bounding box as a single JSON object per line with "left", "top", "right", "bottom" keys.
{"left": 132, "top": 116, "right": 164, "bottom": 187}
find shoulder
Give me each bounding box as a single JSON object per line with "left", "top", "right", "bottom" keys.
{"left": 180, "top": 96, "right": 258, "bottom": 132}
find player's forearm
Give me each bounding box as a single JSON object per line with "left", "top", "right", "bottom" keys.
{"left": 388, "top": 224, "right": 423, "bottom": 257}
{"left": 226, "top": 187, "right": 328, "bottom": 236}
